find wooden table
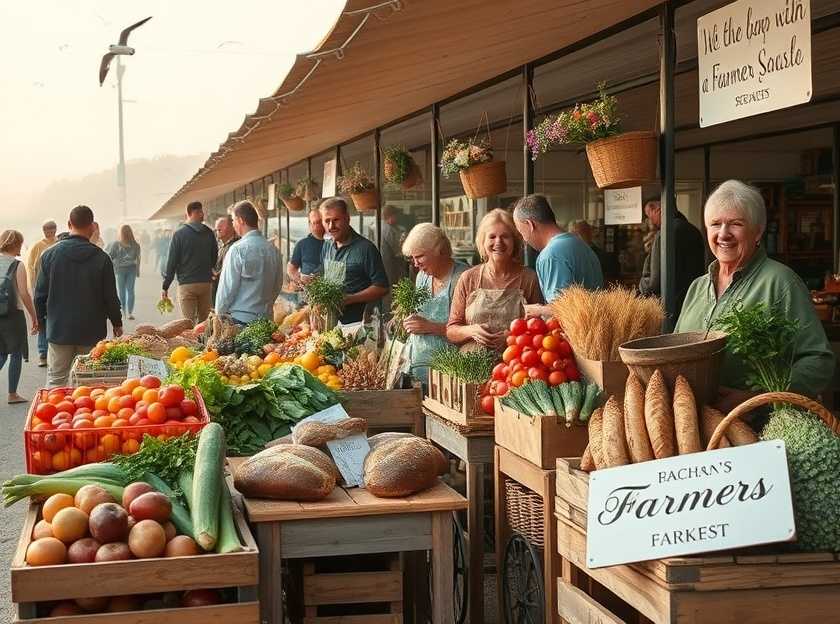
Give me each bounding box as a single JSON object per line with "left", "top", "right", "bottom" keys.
{"left": 424, "top": 410, "right": 495, "bottom": 624}
{"left": 229, "top": 458, "right": 467, "bottom": 624}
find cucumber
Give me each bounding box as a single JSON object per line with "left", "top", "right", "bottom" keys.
{"left": 192, "top": 423, "right": 225, "bottom": 551}
{"left": 142, "top": 472, "right": 194, "bottom": 539}
{"left": 215, "top": 482, "right": 243, "bottom": 553}
{"left": 178, "top": 470, "right": 194, "bottom": 509}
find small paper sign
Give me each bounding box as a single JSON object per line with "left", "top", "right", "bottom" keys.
{"left": 326, "top": 434, "right": 371, "bottom": 488}
{"left": 604, "top": 187, "right": 642, "bottom": 225}
{"left": 293, "top": 403, "right": 351, "bottom": 428}
{"left": 127, "top": 356, "right": 169, "bottom": 379}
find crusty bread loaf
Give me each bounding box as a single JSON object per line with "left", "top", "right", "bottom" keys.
{"left": 367, "top": 432, "right": 415, "bottom": 451}
{"left": 363, "top": 437, "right": 447, "bottom": 498}
{"left": 292, "top": 417, "right": 368, "bottom": 447}
{"left": 234, "top": 444, "right": 338, "bottom": 501}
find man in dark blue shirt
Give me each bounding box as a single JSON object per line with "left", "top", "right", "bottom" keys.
{"left": 287, "top": 209, "right": 325, "bottom": 287}
{"left": 319, "top": 198, "right": 389, "bottom": 324}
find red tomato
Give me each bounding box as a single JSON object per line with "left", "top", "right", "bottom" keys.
{"left": 165, "top": 407, "right": 183, "bottom": 421}
{"left": 551, "top": 359, "right": 566, "bottom": 371}
{"left": 180, "top": 399, "right": 198, "bottom": 417}
{"left": 502, "top": 345, "right": 521, "bottom": 364}
{"left": 527, "top": 367, "right": 548, "bottom": 381}
{"left": 147, "top": 402, "right": 167, "bottom": 424}
{"left": 492, "top": 363, "right": 508, "bottom": 382}
{"left": 509, "top": 318, "right": 527, "bottom": 336}
{"left": 515, "top": 334, "right": 531, "bottom": 348}
{"left": 55, "top": 400, "right": 75, "bottom": 415}
{"left": 540, "top": 350, "right": 558, "bottom": 367}
{"left": 510, "top": 362, "right": 524, "bottom": 374}
{"left": 35, "top": 402, "right": 57, "bottom": 421}
{"left": 557, "top": 341, "right": 572, "bottom": 357}
{"left": 73, "top": 396, "right": 94, "bottom": 411}
{"left": 491, "top": 380, "right": 509, "bottom": 396}
{"left": 531, "top": 334, "right": 545, "bottom": 349}
{"left": 74, "top": 407, "right": 92, "bottom": 416}
{"left": 159, "top": 385, "right": 185, "bottom": 408}
{"left": 521, "top": 350, "right": 539, "bottom": 368}
{"left": 510, "top": 370, "right": 528, "bottom": 387}
{"left": 480, "top": 395, "right": 495, "bottom": 416}
{"left": 548, "top": 370, "right": 567, "bottom": 386}
{"left": 140, "top": 375, "right": 162, "bottom": 389}
{"left": 117, "top": 407, "right": 134, "bottom": 421}
{"left": 542, "top": 335, "right": 560, "bottom": 352}
{"left": 546, "top": 318, "right": 560, "bottom": 331}
{"left": 90, "top": 409, "right": 108, "bottom": 420}
{"left": 183, "top": 416, "right": 200, "bottom": 424}
{"left": 526, "top": 317, "right": 546, "bottom": 334}
{"left": 505, "top": 335, "right": 516, "bottom": 346}
{"left": 135, "top": 400, "right": 147, "bottom": 410}
{"left": 564, "top": 365, "right": 580, "bottom": 382}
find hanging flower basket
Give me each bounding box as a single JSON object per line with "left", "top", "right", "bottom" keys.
{"left": 459, "top": 160, "right": 507, "bottom": 199}
{"left": 585, "top": 130, "right": 657, "bottom": 189}
{"left": 282, "top": 196, "right": 306, "bottom": 212}
{"left": 383, "top": 145, "right": 422, "bottom": 190}
{"left": 351, "top": 189, "right": 379, "bottom": 213}
{"left": 296, "top": 178, "right": 320, "bottom": 202}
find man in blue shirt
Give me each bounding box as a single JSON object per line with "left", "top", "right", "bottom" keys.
{"left": 215, "top": 201, "right": 281, "bottom": 324}
{"left": 286, "top": 209, "right": 325, "bottom": 288}
{"left": 513, "top": 194, "right": 603, "bottom": 316}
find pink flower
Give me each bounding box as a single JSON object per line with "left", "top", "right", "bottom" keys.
{"left": 588, "top": 111, "right": 600, "bottom": 126}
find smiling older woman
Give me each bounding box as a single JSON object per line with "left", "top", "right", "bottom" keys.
{"left": 675, "top": 180, "right": 835, "bottom": 408}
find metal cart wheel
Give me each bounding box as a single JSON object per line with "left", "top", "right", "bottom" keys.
{"left": 453, "top": 512, "right": 468, "bottom": 624}
{"left": 501, "top": 533, "right": 544, "bottom": 624}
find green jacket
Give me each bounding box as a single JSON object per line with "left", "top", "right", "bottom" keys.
{"left": 675, "top": 248, "right": 835, "bottom": 398}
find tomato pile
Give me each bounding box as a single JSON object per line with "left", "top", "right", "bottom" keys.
{"left": 27, "top": 376, "right": 206, "bottom": 474}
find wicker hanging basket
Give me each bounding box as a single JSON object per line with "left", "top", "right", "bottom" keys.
{"left": 282, "top": 196, "right": 305, "bottom": 212}
{"left": 300, "top": 182, "right": 320, "bottom": 202}
{"left": 459, "top": 160, "right": 507, "bottom": 199}
{"left": 401, "top": 162, "right": 422, "bottom": 190}
{"left": 707, "top": 392, "right": 840, "bottom": 451}
{"left": 585, "top": 130, "right": 657, "bottom": 189}
{"left": 351, "top": 188, "right": 379, "bottom": 213}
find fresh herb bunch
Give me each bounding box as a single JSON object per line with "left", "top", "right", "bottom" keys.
{"left": 713, "top": 301, "right": 799, "bottom": 392}
{"left": 439, "top": 139, "right": 493, "bottom": 178}
{"left": 337, "top": 162, "right": 375, "bottom": 194}
{"left": 277, "top": 182, "right": 295, "bottom": 199}
{"left": 429, "top": 346, "right": 497, "bottom": 383}
{"left": 382, "top": 145, "right": 413, "bottom": 185}
{"left": 303, "top": 276, "right": 345, "bottom": 317}
{"left": 111, "top": 433, "right": 199, "bottom": 490}
{"left": 94, "top": 342, "right": 147, "bottom": 367}
{"left": 233, "top": 318, "right": 278, "bottom": 355}
{"left": 157, "top": 297, "right": 175, "bottom": 315}
{"left": 390, "top": 278, "right": 431, "bottom": 342}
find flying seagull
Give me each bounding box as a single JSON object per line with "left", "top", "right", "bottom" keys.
{"left": 98, "top": 16, "right": 152, "bottom": 86}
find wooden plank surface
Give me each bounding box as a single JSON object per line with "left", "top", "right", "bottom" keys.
{"left": 302, "top": 616, "right": 402, "bottom": 624}
{"left": 303, "top": 570, "right": 402, "bottom": 605}
{"left": 557, "top": 579, "right": 624, "bottom": 624}
{"left": 497, "top": 444, "right": 552, "bottom": 495}
{"left": 13, "top": 602, "right": 259, "bottom": 624}
{"left": 341, "top": 387, "right": 423, "bottom": 434}
{"left": 424, "top": 413, "right": 495, "bottom": 462}
{"left": 673, "top": 585, "right": 840, "bottom": 623}
{"left": 494, "top": 403, "right": 588, "bottom": 469}
{"left": 431, "top": 510, "right": 455, "bottom": 624}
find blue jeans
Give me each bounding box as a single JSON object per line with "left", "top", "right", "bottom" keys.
{"left": 37, "top": 327, "right": 47, "bottom": 358}
{"left": 115, "top": 268, "right": 137, "bottom": 314}
{"left": 0, "top": 352, "right": 22, "bottom": 394}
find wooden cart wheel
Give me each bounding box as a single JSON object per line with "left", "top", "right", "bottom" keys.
{"left": 501, "top": 533, "right": 544, "bottom": 624}
{"left": 453, "top": 512, "right": 468, "bottom": 624}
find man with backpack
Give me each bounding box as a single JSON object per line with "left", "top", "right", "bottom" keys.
{"left": 34, "top": 206, "right": 122, "bottom": 387}
{"left": 161, "top": 201, "right": 218, "bottom": 324}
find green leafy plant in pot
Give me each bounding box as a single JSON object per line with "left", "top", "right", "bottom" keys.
{"left": 278, "top": 182, "right": 304, "bottom": 212}
{"left": 337, "top": 162, "right": 378, "bottom": 213}
{"left": 383, "top": 145, "right": 421, "bottom": 190}
{"left": 295, "top": 177, "right": 320, "bottom": 202}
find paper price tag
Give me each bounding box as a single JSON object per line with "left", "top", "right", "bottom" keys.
{"left": 127, "top": 356, "right": 169, "bottom": 379}
{"left": 326, "top": 434, "right": 371, "bottom": 488}
{"left": 293, "top": 403, "right": 351, "bottom": 430}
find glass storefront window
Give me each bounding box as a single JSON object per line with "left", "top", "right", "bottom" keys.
{"left": 339, "top": 134, "right": 377, "bottom": 243}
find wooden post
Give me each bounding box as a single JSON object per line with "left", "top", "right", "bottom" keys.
{"left": 659, "top": 1, "right": 677, "bottom": 330}
{"left": 431, "top": 511, "right": 455, "bottom": 624}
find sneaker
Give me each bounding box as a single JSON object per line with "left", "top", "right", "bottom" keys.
{"left": 38, "top": 356, "right": 47, "bottom": 368}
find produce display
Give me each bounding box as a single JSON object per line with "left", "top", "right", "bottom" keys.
{"left": 499, "top": 316, "right": 580, "bottom": 388}
{"left": 25, "top": 376, "right": 206, "bottom": 475}
{"left": 499, "top": 379, "right": 600, "bottom": 425}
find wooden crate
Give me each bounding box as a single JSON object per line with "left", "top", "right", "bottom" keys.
{"left": 574, "top": 355, "right": 628, "bottom": 401}
{"left": 554, "top": 457, "right": 840, "bottom": 624}
{"left": 68, "top": 355, "right": 127, "bottom": 388}
{"left": 423, "top": 369, "right": 492, "bottom": 428}
{"left": 494, "top": 399, "right": 588, "bottom": 469}
{"left": 301, "top": 554, "right": 403, "bottom": 623}
{"left": 12, "top": 495, "right": 259, "bottom": 623}
{"left": 340, "top": 385, "right": 425, "bottom": 435}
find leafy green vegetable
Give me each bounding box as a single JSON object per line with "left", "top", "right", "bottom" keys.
{"left": 157, "top": 297, "right": 175, "bottom": 315}
{"left": 303, "top": 275, "right": 345, "bottom": 320}
{"left": 390, "top": 278, "right": 431, "bottom": 342}
{"left": 111, "top": 433, "right": 199, "bottom": 491}
{"left": 94, "top": 343, "right": 147, "bottom": 367}
{"left": 233, "top": 318, "right": 278, "bottom": 356}
{"left": 167, "top": 360, "right": 229, "bottom": 412}
{"left": 713, "top": 301, "right": 799, "bottom": 393}
{"left": 429, "top": 346, "right": 496, "bottom": 384}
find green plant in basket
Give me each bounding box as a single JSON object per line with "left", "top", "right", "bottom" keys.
{"left": 277, "top": 182, "right": 295, "bottom": 199}
{"left": 429, "top": 346, "right": 496, "bottom": 384}
{"left": 337, "top": 162, "right": 375, "bottom": 194}
{"left": 382, "top": 145, "right": 413, "bottom": 185}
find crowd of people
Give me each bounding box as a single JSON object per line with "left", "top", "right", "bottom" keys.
{"left": 0, "top": 179, "right": 833, "bottom": 408}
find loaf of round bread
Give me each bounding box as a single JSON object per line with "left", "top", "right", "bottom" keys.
{"left": 234, "top": 444, "right": 338, "bottom": 501}
{"left": 363, "top": 437, "right": 447, "bottom": 498}
{"left": 292, "top": 417, "right": 368, "bottom": 447}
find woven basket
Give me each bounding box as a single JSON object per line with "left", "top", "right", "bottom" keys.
{"left": 707, "top": 392, "right": 840, "bottom": 450}
{"left": 459, "top": 160, "right": 506, "bottom": 199}
{"left": 351, "top": 188, "right": 379, "bottom": 213}
{"left": 282, "top": 196, "right": 305, "bottom": 212}
{"left": 504, "top": 479, "right": 545, "bottom": 548}
{"left": 401, "top": 162, "right": 422, "bottom": 190}
{"left": 300, "top": 182, "right": 319, "bottom": 202}
{"left": 585, "top": 130, "right": 657, "bottom": 189}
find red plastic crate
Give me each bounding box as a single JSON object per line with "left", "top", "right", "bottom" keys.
{"left": 24, "top": 385, "right": 210, "bottom": 475}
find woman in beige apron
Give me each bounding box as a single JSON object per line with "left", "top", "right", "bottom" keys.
{"left": 461, "top": 265, "right": 527, "bottom": 352}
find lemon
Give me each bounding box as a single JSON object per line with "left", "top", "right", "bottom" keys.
{"left": 299, "top": 351, "right": 320, "bottom": 372}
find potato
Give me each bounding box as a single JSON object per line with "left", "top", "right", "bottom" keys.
{"left": 165, "top": 535, "right": 201, "bottom": 557}
{"left": 128, "top": 520, "right": 166, "bottom": 558}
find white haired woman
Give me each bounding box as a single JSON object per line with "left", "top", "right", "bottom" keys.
{"left": 675, "top": 179, "right": 834, "bottom": 410}
{"left": 401, "top": 223, "right": 469, "bottom": 385}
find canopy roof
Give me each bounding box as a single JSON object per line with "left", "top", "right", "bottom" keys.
{"left": 154, "top": 0, "right": 660, "bottom": 218}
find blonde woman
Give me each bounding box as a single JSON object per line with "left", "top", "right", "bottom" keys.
{"left": 447, "top": 209, "right": 542, "bottom": 351}
{"left": 0, "top": 230, "right": 38, "bottom": 403}
{"left": 107, "top": 225, "right": 141, "bottom": 320}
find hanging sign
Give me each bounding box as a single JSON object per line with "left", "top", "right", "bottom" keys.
{"left": 586, "top": 441, "right": 795, "bottom": 568}
{"left": 322, "top": 158, "right": 337, "bottom": 197}
{"left": 604, "top": 187, "right": 642, "bottom": 225}
{"left": 697, "top": 0, "right": 812, "bottom": 127}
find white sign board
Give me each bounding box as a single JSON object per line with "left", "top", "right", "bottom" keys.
{"left": 604, "top": 187, "right": 642, "bottom": 225}
{"left": 293, "top": 404, "right": 371, "bottom": 487}
{"left": 697, "top": 0, "right": 812, "bottom": 127}
{"left": 322, "top": 158, "right": 337, "bottom": 197}
{"left": 586, "top": 441, "right": 795, "bottom": 568}
{"left": 267, "top": 183, "right": 276, "bottom": 212}
{"left": 127, "top": 355, "right": 169, "bottom": 379}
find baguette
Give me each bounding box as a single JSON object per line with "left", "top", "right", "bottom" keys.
{"left": 580, "top": 446, "right": 595, "bottom": 472}
{"left": 700, "top": 406, "right": 731, "bottom": 449}
{"left": 673, "top": 375, "right": 702, "bottom": 455}
{"left": 588, "top": 408, "right": 606, "bottom": 469}
{"left": 702, "top": 406, "right": 756, "bottom": 446}
{"left": 601, "top": 396, "right": 630, "bottom": 468}
{"left": 623, "top": 374, "right": 654, "bottom": 463}
{"left": 644, "top": 370, "right": 675, "bottom": 459}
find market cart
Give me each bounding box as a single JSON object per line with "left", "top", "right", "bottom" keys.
{"left": 228, "top": 457, "right": 467, "bottom": 624}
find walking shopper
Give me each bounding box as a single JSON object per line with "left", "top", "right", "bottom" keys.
{"left": 287, "top": 209, "right": 325, "bottom": 287}
{"left": 212, "top": 215, "right": 240, "bottom": 302}
{"left": 0, "top": 230, "right": 38, "bottom": 403}
{"left": 35, "top": 206, "right": 122, "bottom": 387}
{"left": 25, "top": 219, "right": 57, "bottom": 367}
{"left": 107, "top": 225, "right": 142, "bottom": 320}
{"left": 319, "top": 197, "right": 389, "bottom": 324}
{"left": 162, "top": 202, "right": 217, "bottom": 324}
{"left": 215, "top": 201, "right": 281, "bottom": 324}
{"left": 512, "top": 194, "right": 603, "bottom": 316}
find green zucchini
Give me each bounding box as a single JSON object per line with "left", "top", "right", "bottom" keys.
{"left": 192, "top": 423, "right": 225, "bottom": 551}
{"left": 178, "top": 470, "right": 194, "bottom": 509}
{"left": 215, "top": 482, "right": 243, "bottom": 553}
{"left": 142, "top": 472, "right": 194, "bottom": 539}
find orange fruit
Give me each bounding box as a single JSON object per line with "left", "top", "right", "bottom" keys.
{"left": 107, "top": 397, "right": 122, "bottom": 414}
{"left": 94, "top": 396, "right": 109, "bottom": 411}
{"left": 101, "top": 434, "right": 121, "bottom": 456}
{"left": 121, "top": 439, "right": 140, "bottom": 454}
{"left": 111, "top": 418, "right": 129, "bottom": 428}
{"left": 85, "top": 446, "right": 105, "bottom": 463}
{"left": 118, "top": 395, "right": 135, "bottom": 410}
{"left": 103, "top": 387, "right": 122, "bottom": 400}
{"left": 42, "top": 493, "right": 75, "bottom": 522}
{"left": 147, "top": 402, "right": 166, "bottom": 424}
{"left": 264, "top": 352, "right": 280, "bottom": 365}
{"left": 131, "top": 386, "right": 146, "bottom": 402}
{"left": 51, "top": 451, "right": 70, "bottom": 472}
{"left": 69, "top": 447, "right": 82, "bottom": 467}
{"left": 31, "top": 416, "right": 45, "bottom": 428}
{"left": 90, "top": 388, "right": 105, "bottom": 399}
{"left": 117, "top": 407, "right": 134, "bottom": 421}
{"left": 299, "top": 351, "right": 320, "bottom": 372}
{"left": 71, "top": 386, "right": 92, "bottom": 400}
{"left": 122, "top": 378, "right": 141, "bottom": 393}
{"left": 141, "top": 389, "right": 159, "bottom": 404}
{"left": 93, "top": 415, "right": 115, "bottom": 428}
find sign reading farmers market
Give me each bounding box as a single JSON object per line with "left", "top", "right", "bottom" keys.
{"left": 697, "top": 0, "right": 812, "bottom": 127}
{"left": 586, "top": 441, "right": 795, "bottom": 568}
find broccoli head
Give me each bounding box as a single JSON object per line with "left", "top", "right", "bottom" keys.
{"left": 761, "top": 408, "right": 840, "bottom": 552}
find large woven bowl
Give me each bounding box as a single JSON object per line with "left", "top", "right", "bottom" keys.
{"left": 459, "top": 160, "right": 506, "bottom": 199}
{"left": 585, "top": 130, "right": 657, "bottom": 189}
{"left": 618, "top": 331, "right": 728, "bottom": 404}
